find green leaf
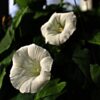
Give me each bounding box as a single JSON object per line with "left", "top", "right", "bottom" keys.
{"left": 0, "top": 51, "right": 14, "bottom": 66}
{"left": 89, "top": 32, "right": 100, "bottom": 45}
{"left": 90, "top": 64, "right": 100, "bottom": 87}
{"left": 0, "top": 52, "right": 14, "bottom": 89}
{"left": 13, "top": 7, "right": 29, "bottom": 28}
{"left": 15, "top": 0, "right": 32, "bottom": 8}
{"left": 40, "top": 95, "right": 59, "bottom": 100}
{"left": 0, "top": 67, "right": 6, "bottom": 89}
{"left": 72, "top": 47, "right": 90, "bottom": 79}
{"left": 0, "top": 26, "right": 14, "bottom": 54}
{"left": 33, "top": 12, "right": 48, "bottom": 19}
{"left": 11, "top": 93, "right": 34, "bottom": 100}
{"left": 34, "top": 79, "right": 66, "bottom": 100}
{"left": 16, "top": 0, "right": 27, "bottom": 7}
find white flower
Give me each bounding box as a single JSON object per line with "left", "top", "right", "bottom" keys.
{"left": 41, "top": 12, "right": 76, "bottom": 45}
{"left": 80, "top": 0, "right": 92, "bottom": 11}
{"left": 10, "top": 44, "right": 53, "bottom": 93}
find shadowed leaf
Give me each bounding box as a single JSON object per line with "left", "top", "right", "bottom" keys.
{"left": 35, "top": 79, "right": 66, "bottom": 100}
{"left": 90, "top": 64, "right": 100, "bottom": 87}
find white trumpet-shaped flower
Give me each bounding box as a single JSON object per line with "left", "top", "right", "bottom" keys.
{"left": 10, "top": 44, "right": 53, "bottom": 93}
{"left": 41, "top": 12, "right": 76, "bottom": 45}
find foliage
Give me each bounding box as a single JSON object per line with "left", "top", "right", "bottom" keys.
{"left": 90, "top": 64, "right": 100, "bottom": 86}
{"left": 72, "top": 45, "right": 90, "bottom": 79}
{"left": 0, "top": 67, "right": 6, "bottom": 89}
{"left": 0, "top": 26, "right": 14, "bottom": 54}
{"left": 34, "top": 79, "right": 66, "bottom": 100}
{"left": 11, "top": 93, "right": 34, "bottom": 100}
{"left": 89, "top": 32, "right": 100, "bottom": 45}
{"left": 0, "top": 0, "right": 100, "bottom": 100}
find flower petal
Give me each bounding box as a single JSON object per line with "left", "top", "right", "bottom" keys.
{"left": 41, "top": 12, "right": 60, "bottom": 37}
{"left": 28, "top": 44, "right": 50, "bottom": 61}
{"left": 12, "top": 46, "right": 29, "bottom": 68}
{"left": 62, "top": 12, "right": 76, "bottom": 35}
{"left": 40, "top": 56, "right": 53, "bottom": 72}
{"left": 19, "top": 77, "right": 34, "bottom": 93}
{"left": 31, "top": 71, "right": 50, "bottom": 93}
{"left": 46, "top": 34, "right": 61, "bottom": 45}
{"left": 10, "top": 69, "right": 31, "bottom": 90}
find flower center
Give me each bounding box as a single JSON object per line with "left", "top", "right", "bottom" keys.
{"left": 56, "top": 22, "right": 64, "bottom": 33}
{"left": 31, "top": 60, "right": 41, "bottom": 76}
{"left": 58, "top": 27, "right": 63, "bottom": 33}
